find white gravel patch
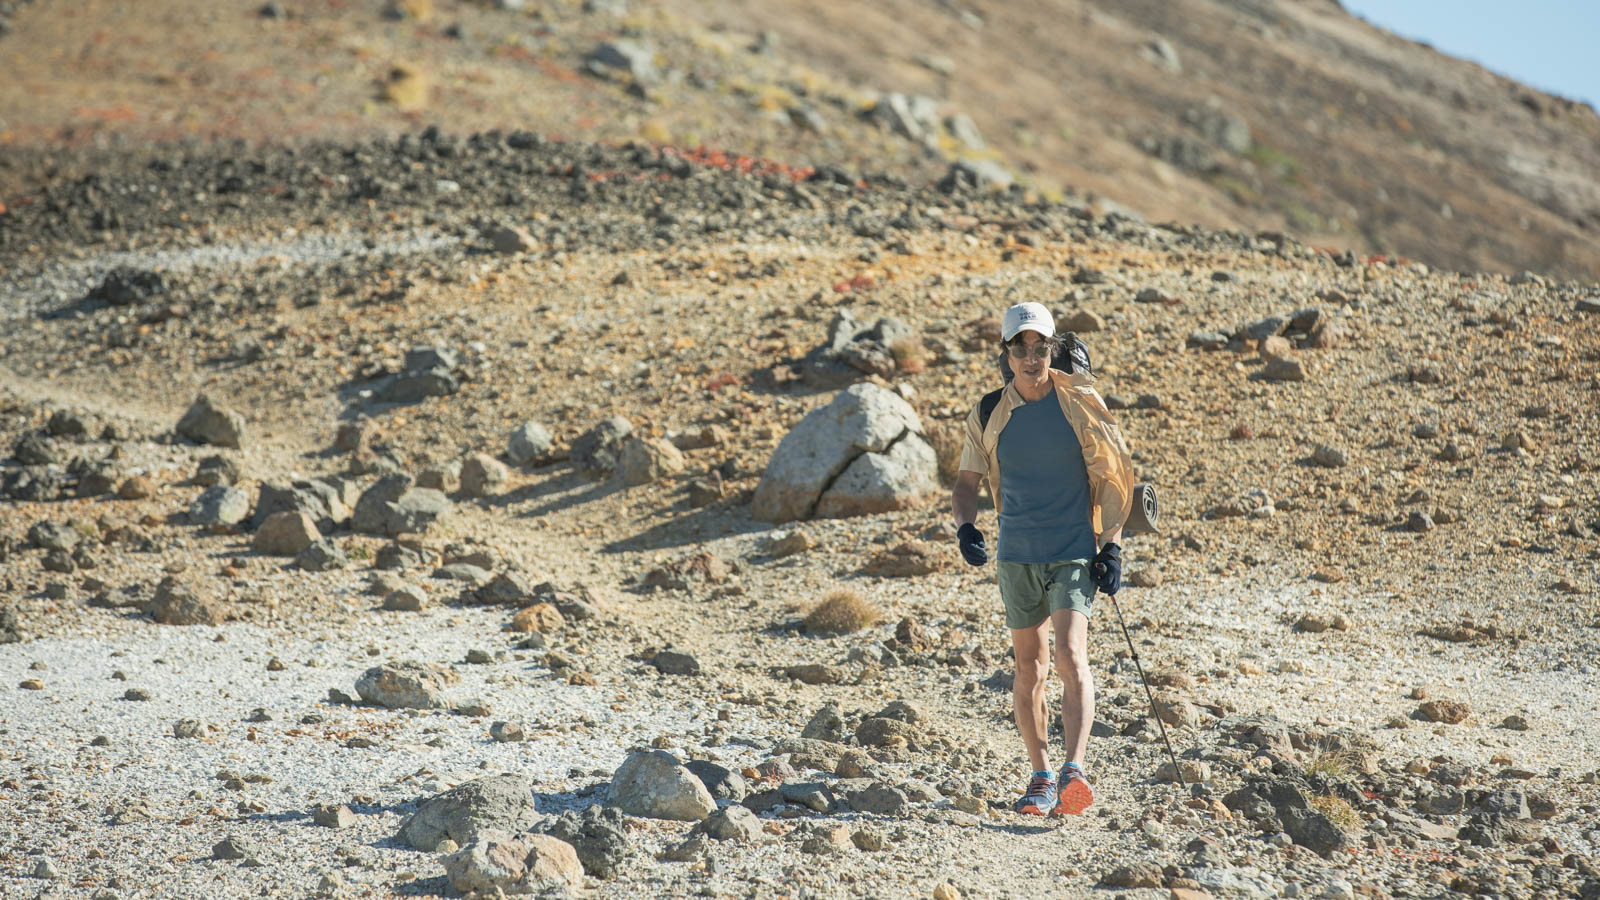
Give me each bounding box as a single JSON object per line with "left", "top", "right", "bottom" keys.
{"left": 0, "top": 605, "right": 768, "bottom": 899}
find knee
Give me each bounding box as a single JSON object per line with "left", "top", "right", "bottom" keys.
{"left": 1014, "top": 658, "right": 1048, "bottom": 690}
{"left": 1055, "top": 649, "right": 1091, "bottom": 684}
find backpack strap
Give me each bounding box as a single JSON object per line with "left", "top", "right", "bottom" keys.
{"left": 978, "top": 388, "right": 1004, "bottom": 432}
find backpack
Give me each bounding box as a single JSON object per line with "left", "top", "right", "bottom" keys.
{"left": 978, "top": 333, "right": 1092, "bottom": 430}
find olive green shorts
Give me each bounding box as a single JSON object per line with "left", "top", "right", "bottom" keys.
{"left": 996, "top": 559, "right": 1095, "bottom": 630}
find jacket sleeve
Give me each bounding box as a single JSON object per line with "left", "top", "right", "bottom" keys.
{"left": 1070, "top": 389, "right": 1134, "bottom": 543}
{"left": 957, "top": 404, "right": 987, "bottom": 476}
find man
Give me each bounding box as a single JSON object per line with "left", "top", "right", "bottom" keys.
{"left": 951, "top": 301, "right": 1134, "bottom": 816}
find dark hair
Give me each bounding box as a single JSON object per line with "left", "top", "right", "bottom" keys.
{"left": 1001, "top": 332, "right": 1064, "bottom": 355}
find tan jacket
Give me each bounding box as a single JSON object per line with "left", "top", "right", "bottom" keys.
{"left": 958, "top": 369, "right": 1135, "bottom": 544}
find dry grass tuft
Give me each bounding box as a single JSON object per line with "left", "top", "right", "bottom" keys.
{"left": 804, "top": 589, "right": 883, "bottom": 635}
{"left": 1304, "top": 749, "right": 1353, "bottom": 781}
{"left": 382, "top": 64, "right": 430, "bottom": 109}
{"left": 888, "top": 338, "right": 927, "bottom": 374}
{"left": 1309, "top": 793, "right": 1361, "bottom": 831}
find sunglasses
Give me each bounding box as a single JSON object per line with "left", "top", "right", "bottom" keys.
{"left": 1006, "top": 342, "right": 1053, "bottom": 360}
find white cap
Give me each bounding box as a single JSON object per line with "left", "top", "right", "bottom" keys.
{"left": 1001, "top": 302, "right": 1055, "bottom": 342}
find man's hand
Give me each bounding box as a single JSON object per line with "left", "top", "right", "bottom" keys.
{"left": 1091, "top": 542, "right": 1122, "bottom": 595}
{"left": 956, "top": 523, "right": 988, "bottom": 566}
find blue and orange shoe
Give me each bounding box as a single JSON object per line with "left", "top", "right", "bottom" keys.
{"left": 1053, "top": 762, "right": 1093, "bottom": 815}
{"left": 1013, "top": 771, "right": 1057, "bottom": 816}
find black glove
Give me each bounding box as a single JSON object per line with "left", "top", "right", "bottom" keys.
{"left": 1091, "top": 542, "right": 1122, "bottom": 595}
{"left": 956, "top": 523, "right": 988, "bottom": 566}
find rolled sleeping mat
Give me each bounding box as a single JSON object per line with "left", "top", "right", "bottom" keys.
{"left": 1125, "top": 483, "right": 1160, "bottom": 536}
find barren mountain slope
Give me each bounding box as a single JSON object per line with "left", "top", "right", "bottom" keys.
{"left": 2, "top": 0, "right": 1598, "bottom": 278}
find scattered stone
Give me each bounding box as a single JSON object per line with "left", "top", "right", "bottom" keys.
{"left": 1101, "top": 863, "right": 1163, "bottom": 889}
{"left": 459, "top": 453, "right": 509, "bottom": 498}
{"left": 212, "top": 835, "right": 257, "bottom": 860}
{"left": 355, "top": 661, "right": 460, "bottom": 709}
{"left": 696, "top": 805, "right": 762, "bottom": 841}
{"left": 176, "top": 395, "right": 247, "bottom": 448}
{"left": 295, "top": 539, "right": 348, "bottom": 572}
{"left": 784, "top": 663, "right": 847, "bottom": 685}
{"left": 1417, "top": 699, "right": 1470, "bottom": 724}
{"left": 609, "top": 750, "right": 716, "bottom": 821}
{"left": 650, "top": 650, "right": 701, "bottom": 676}
{"left": 684, "top": 760, "right": 747, "bottom": 802}
{"left": 571, "top": 416, "right": 633, "bottom": 478}
{"left": 1262, "top": 356, "right": 1309, "bottom": 381}
{"left": 382, "top": 585, "right": 428, "bottom": 611}
{"left": 847, "top": 782, "right": 910, "bottom": 817}
{"left": 510, "top": 603, "right": 565, "bottom": 633}
{"left": 145, "top": 575, "right": 226, "bottom": 626}
{"left": 507, "top": 422, "right": 554, "bottom": 465}
{"left": 801, "top": 703, "right": 845, "bottom": 743}
{"left": 1407, "top": 511, "right": 1436, "bottom": 533}
{"left": 490, "top": 225, "right": 537, "bottom": 254}
{"left": 489, "top": 721, "right": 526, "bottom": 743}
{"left": 395, "top": 775, "right": 542, "bottom": 852}
{"left": 116, "top": 475, "right": 157, "bottom": 500}
{"left": 189, "top": 485, "right": 250, "bottom": 527}
{"left": 313, "top": 805, "right": 356, "bottom": 829}
{"left": 536, "top": 806, "right": 631, "bottom": 879}
{"left": 173, "top": 718, "right": 205, "bottom": 739}
{"left": 253, "top": 511, "right": 320, "bottom": 556}
{"left": 1312, "top": 445, "right": 1349, "bottom": 468}
{"left": 442, "top": 830, "right": 582, "bottom": 895}
{"left": 618, "top": 437, "right": 686, "bottom": 486}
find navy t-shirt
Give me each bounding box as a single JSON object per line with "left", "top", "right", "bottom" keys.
{"left": 996, "top": 393, "right": 1096, "bottom": 563}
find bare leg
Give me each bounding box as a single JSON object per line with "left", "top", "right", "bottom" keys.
{"left": 1051, "top": 608, "right": 1094, "bottom": 767}
{"left": 1009, "top": 621, "right": 1051, "bottom": 772}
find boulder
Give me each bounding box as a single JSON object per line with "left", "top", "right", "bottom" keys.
{"left": 459, "top": 453, "right": 509, "bottom": 498}
{"left": 536, "top": 806, "right": 632, "bottom": 879}
{"left": 683, "top": 760, "right": 747, "bottom": 802}
{"left": 571, "top": 416, "right": 632, "bottom": 477}
{"left": 395, "top": 775, "right": 542, "bottom": 851}
{"left": 296, "top": 539, "right": 348, "bottom": 572}
{"left": 176, "top": 395, "right": 246, "bottom": 448}
{"left": 696, "top": 805, "right": 762, "bottom": 842}
{"left": 355, "top": 661, "right": 459, "bottom": 709}
{"left": 618, "top": 437, "right": 686, "bottom": 486}
{"left": 253, "top": 511, "right": 320, "bottom": 556}
{"left": 752, "top": 383, "right": 936, "bottom": 522}
{"left": 352, "top": 476, "right": 451, "bottom": 536}
{"left": 442, "top": 831, "right": 582, "bottom": 896}
{"left": 189, "top": 485, "right": 250, "bottom": 527}
{"left": 608, "top": 750, "right": 716, "bottom": 821}
{"left": 145, "top": 575, "right": 226, "bottom": 626}
{"left": 507, "top": 422, "right": 554, "bottom": 465}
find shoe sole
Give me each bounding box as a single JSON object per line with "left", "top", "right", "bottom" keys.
{"left": 1016, "top": 802, "right": 1050, "bottom": 816}
{"left": 1053, "top": 778, "right": 1093, "bottom": 816}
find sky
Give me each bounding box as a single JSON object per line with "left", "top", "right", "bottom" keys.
{"left": 1341, "top": 0, "right": 1598, "bottom": 108}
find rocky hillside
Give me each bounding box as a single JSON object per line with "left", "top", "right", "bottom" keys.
{"left": 1, "top": 129, "right": 1598, "bottom": 897}
{"left": 2, "top": 0, "right": 1598, "bottom": 279}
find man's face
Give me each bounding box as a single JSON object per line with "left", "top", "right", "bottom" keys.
{"left": 1008, "top": 331, "right": 1051, "bottom": 383}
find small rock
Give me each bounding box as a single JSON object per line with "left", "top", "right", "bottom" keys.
{"left": 116, "top": 475, "right": 158, "bottom": 500}
{"left": 1101, "top": 863, "right": 1163, "bottom": 889}
{"left": 190, "top": 485, "right": 251, "bottom": 527}
{"left": 442, "top": 831, "right": 582, "bottom": 895}
{"left": 490, "top": 721, "right": 526, "bottom": 743}
{"left": 507, "top": 423, "right": 554, "bottom": 465}
{"left": 295, "top": 539, "right": 348, "bottom": 572}
{"left": 355, "top": 661, "right": 459, "bottom": 709}
{"left": 650, "top": 650, "right": 701, "bottom": 676}
{"left": 177, "top": 395, "right": 247, "bottom": 448}
{"left": 1416, "top": 699, "right": 1470, "bottom": 724}
{"left": 173, "top": 718, "right": 205, "bottom": 739}
{"left": 618, "top": 437, "right": 686, "bottom": 486}
{"left": 382, "top": 585, "right": 428, "bottom": 611}
{"left": 253, "top": 511, "right": 320, "bottom": 556}
{"left": 313, "top": 805, "right": 356, "bottom": 829}
{"left": 510, "top": 603, "right": 565, "bottom": 633}
{"left": 696, "top": 805, "right": 762, "bottom": 842}
{"left": 490, "top": 225, "right": 537, "bottom": 254}
{"left": 1312, "top": 445, "right": 1349, "bottom": 468}
{"left": 459, "top": 453, "right": 509, "bottom": 498}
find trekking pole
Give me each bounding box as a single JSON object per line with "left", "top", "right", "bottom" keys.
{"left": 1107, "top": 590, "right": 1185, "bottom": 790}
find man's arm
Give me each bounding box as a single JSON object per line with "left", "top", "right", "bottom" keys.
{"left": 952, "top": 469, "right": 984, "bottom": 527}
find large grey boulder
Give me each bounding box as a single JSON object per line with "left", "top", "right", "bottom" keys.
{"left": 355, "top": 661, "right": 459, "bottom": 709}
{"left": 442, "top": 831, "right": 582, "bottom": 896}
{"left": 751, "top": 383, "right": 937, "bottom": 522}
{"left": 176, "top": 395, "right": 246, "bottom": 448}
{"left": 395, "top": 775, "right": 542, "bottom": 851}
{"left": 609, "top": 750, "right": 716, "bottom": 821}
